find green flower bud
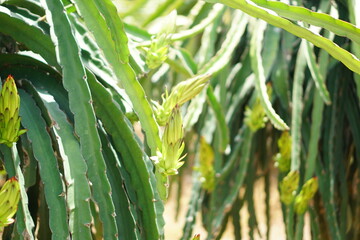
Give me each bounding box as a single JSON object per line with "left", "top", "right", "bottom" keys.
{"left": 0, "top": 76, "right": 27, "bottom": 147}
{"left": 154, "top": 74, "right": 210, "bottom": 126}
{"left": 151, "top": 106, "right": 186, "bottom": 176}
{"left": 194, "top": 137, "right": 215, "bottom": 192}
{"left": 146, "top": 40, "right": 170, "bottom": 69}
{"left": 161, "top": 142, "right": 185, "bottom": 175}
{"left": 294, "top": 194, "right": 308, "bottom": 215}
{"left": 293, "top": 178, "right": 318, "bottom": 214}
{"left": 274, "top": 154, "right": 290, "bottom": 173}
{"left": 145, "top": 11, "right": 176, "bottom": 69}
{"left": 278, "top": 131, "right": 291, "bottom": 158}
{"left": 244, "top": 98, "right": 268, "bottom": 132}
{"left": 280, "top": 171, "right": 299, "bottom": 205}
{"left": 274, "top": 131, "right": 291, "bottom": 172}
{"left": 0, "top": 177, "right": 20, "bottom": 228}
{"left": 300, "top": 177, "right": 318, "bottom": 201}
{"left": 167, "top": 74, "right": 211, "bottom": 107}
{"left": 163, "top": 107, "right": 183, "bottom": 145}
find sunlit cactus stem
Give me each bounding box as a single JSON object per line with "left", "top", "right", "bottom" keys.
{"left": 0, "top": 75, "right": 27, "bottom": 147}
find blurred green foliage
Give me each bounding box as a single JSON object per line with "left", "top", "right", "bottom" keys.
{"left": 0, "top": 0, "right": 359, "bottom": 239}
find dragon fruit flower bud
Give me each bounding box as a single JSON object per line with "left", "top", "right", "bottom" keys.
{"left": 300, "top": 177, "right": 318, "bottom": 201}
{"left": 154, "top": 74, "right": 210, "bottom": 126}
{"left": 152, "top": 106, "right": 186, "bottom": 176}
{"left": 0, "top": 177, "right": 20, "bottom": 228}
{"left": 0, "top": 76, "right": 27, "bottom": 147}
{"left": 280, "top": 171, "right": 299, "bottom": 205}
{"left": 294, "top": 194, "right": 308, "bottom": 215}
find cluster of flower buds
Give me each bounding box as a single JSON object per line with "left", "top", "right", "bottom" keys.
{"left": 194, "top": 137, "right": 215, "bottom": 192}
{"left": 0, "top": 177, "right": 20, "bottom": 229}
{"left": 151, "top": 106, "right": 186, "bottom": 176}
{"left": 280, "top": 170, "right": 300, "bottom": 205}
{"left": 153, "top": 74, "right": 210, "bottom": 126}
{"left": 0, "top": 76, "right": 27, "bottom": 147}
{"left": 294, "top": 177, "right": 318, "bottom": 214}
{"left": 274, "top": 131, "right": 292, "bottom": 172}
{"left": 244, "top": 98, "right": 268, "bottom": 132}
{"left": 145, "top": 11, "right": 176, "bottom": 69}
